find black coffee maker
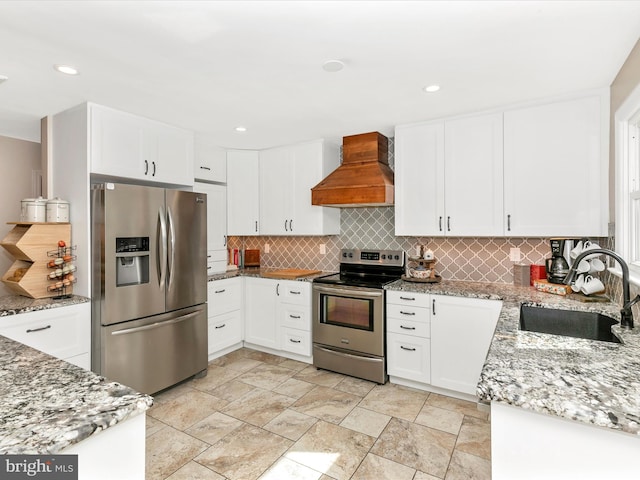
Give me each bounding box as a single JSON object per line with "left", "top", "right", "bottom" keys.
{"left": 546, "top": 238, "right": 570, "bottom": 284}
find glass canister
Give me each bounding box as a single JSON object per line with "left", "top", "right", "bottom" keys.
{"left": 45, "top": 197, "right": 70, "bottom": 223}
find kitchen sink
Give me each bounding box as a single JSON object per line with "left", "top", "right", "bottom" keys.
{"left": 519, "top": 305, "right": 621, "bottom": 343}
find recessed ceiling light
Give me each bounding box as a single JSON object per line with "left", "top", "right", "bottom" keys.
{"left": 54, "top": 64, "right": 79, "bottom": 75}
{"left": 423, "top": 85, "right": 440, "bottom": 93}
{"left": 322, "top": 60, "right": 345, "bottom": 73}
{"left": 0, "top": 75, "right": 8, "bottom": 84}
{"left": 235, "top": 126, "right": 247, "bottom": 133}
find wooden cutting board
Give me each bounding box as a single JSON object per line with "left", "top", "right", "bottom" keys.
{"left": 262, "top": 269, "right": 322, "bottom": 279}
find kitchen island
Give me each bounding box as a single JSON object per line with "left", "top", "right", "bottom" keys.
{"left": 386, "top": 280, "right": 640, "bottom": 479}
{"left": 0, "top": 294, "right": 153, "bottom": 479}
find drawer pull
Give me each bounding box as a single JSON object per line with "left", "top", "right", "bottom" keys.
{"left": 400, "top": 325, "right": 416, "bottom": 330}
{"left": 399, "top": 296, "right": 415, "bottom": 301}
{"left": 26, "top": 325, "right": 51, "bottom": 333}
{"left": 400, "top": 311, "right": 415, "bottom": 316}
{"left": 289, "top": 339, "right": 301, "bottom": 343}
{"left": 289, "top": 314, "right": 301, "bottom": 319}
{"left": 400, "top": 345, "right": 416, "bottom": 351}
{"left": 200, "top": 166, "right": 211, "bottom": 171}
{"left": 215, "top": 289, "right": 226, "bottom": 294}
{"left": 215, "top": 324, "right": 226, "bottom": 329}
{"left": 290, "top": 291, "right": 301, "bottom": 295}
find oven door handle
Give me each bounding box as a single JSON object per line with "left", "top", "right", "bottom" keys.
{"left": 313, "top": 285, "right": 383, "bottom": 298}
{"left": 314, "top": 345, "right": 382, "bottom": 363}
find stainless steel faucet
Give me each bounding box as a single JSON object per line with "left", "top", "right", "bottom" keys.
{"left": 563, "top": 248, "right": 640, "bottom": 329}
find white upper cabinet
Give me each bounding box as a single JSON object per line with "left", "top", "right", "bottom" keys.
{"left": 395, "top": 113, "right": 502, "bottom": 236}
{"left": 90, "top": 104, "right": 194, "bottom": 186}
{"left": 193, "top": 181, "right": 227, "bottom": 274}
{"left": 259, "top": 139, "right": 340, "bottom": 235}
{"left": 227, "top": 150, "right": 260, "bottom": 236}
{"left": 444, "top": 113, "right": 504, "bottom": 236}
{"left": 503, "top": 93, "right": 607, "bottom": 237}
{"left": 194, "top": 134, "right": 227, "bottom": 183}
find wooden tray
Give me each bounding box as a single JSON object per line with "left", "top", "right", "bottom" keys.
{"left": 401, "top": 274, "right": 442, "bottom": 283}
{"left": 262, "top": 269, "right": 322, "bottom": 279}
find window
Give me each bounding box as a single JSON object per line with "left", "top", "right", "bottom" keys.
{"left": 615, "top": 85, "right": 640, "bottom": 286}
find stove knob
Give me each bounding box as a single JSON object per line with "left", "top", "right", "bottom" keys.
{"left": 381, "top": 254, "right": 386, "bottom": 260}
{"left": 394, "top": 255, "right": 400, "bottom": 260}
{"left": 348, "top": 252, "right": 353, "bottom": 258}
{"left": 342, "top": 252, "right": 347, "bottom": 258}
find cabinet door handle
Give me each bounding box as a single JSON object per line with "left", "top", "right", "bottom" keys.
{"left": 432, "top": 299, "right": 436, "bottom": 315}
{"left": 276, "top": 284, "right": 280, "bottom": 296}
{"left": 290, "top": 219, "right": 293, "bottom": 232}
{"left": 144, "top": 159, "right": 149, "bottom": 175}
{"left": 215, "top": 289, "right": 226, "bottom": 294}
{"left": 439, "top": 216, "right": 443, "bottom": 231}
{"left": 447, "top": 216, "right": 451, "bottom": 232}
{"left": 400, "top": 311, "right": 415, "bottom": 316}
{"left": 207, "top": 266, "right": 212, "bottom": 270}
{"left": 400, "top": 325, "right": 416, "bottom": 330}
{"left": 400, "top": 345, "right": 416, "bottom": 351}
{"left": 152, "top": 161, "right": 156, "bottom": 176}
{"left": 223, "top": 235, "right": 227, "bottom": 247}
{"left": 207, "top": 255, "right": 212, "bottom": 258}
{"left": 284, "top": 219, "right": 289, "bottom": 231}
{"left": 200, "top": 166, "right": 211, "bottom": 171}
{"left": 26, "top": 325, "right": 51, "bottom": 333}
{"left": 215, "top": 324, "right": 226, "bottom": 329}
{"left": 507, "top": 214, "right": 511, "bottom": 232}
{"left": 289, "top": 338, "right": 301, "bottom": 344}
{"left": 289, "top": 314, "right": 301, "bottom": 319}
{"left": 399, "top": 296, "right": 415, "bottom": 301}
{"left": 255, "top": 221, "right": 258, "bottom": 232}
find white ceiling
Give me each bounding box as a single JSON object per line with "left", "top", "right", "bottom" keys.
{"left": 0, "top": 1, "right": 639, "bottom": 149}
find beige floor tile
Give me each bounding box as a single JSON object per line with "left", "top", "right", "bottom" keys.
{"left": 339, "top": 406, "right": 391, "bottom": 437}
{"left": 165, "top": 461, "right": 226, "bottom": 480}
{"left": 148, "top": 390, "right": 224, "bottom": 430}
{"left": 293, "top": 365, "right": 345, "bottom": 387}
{"left": 209, "top": 355, "right": 263, "bottom": 372}
{"left": 351, "top": 453, "right": 415, "bottom": 480}
{"left": 427, "top": 393, "right": 489, "bottom": 420}
{"left": 455, "top": 416, "right": 491, "bottom": 460}
{"left": 334, "top": 376, "right": 376, "bottom": 397}
{"left": 414, "top": 471, "right": 442, "bottom": 480}
{"left": 415, "top": 404, "right": 465, "bottom": 435}
{"left": 211, "top": 348, "right": 252, "bottom": 364}
{"left": 191, "top": 365, "right": 243, "bottom": 392}
{"left": 291, "top": 385, "right": 360, "bottom": 424}
{"left": 237, "top": 363, "right": 296, "bottom": 389}
{"left": 196, "top": 423, "right": 292, "bottom": 480}
{"left": 207, "top": 379, "right": 257, "bottom": 403}
{"left": 286, "top": 420, "right": 375, "bottom": 480}
{"left": 151, "top": 382, "right": 196, "bottom": 405}
{"left": 246, "top": 349, "right": 288, "bottom": 365}
{"left": 185, "top": 411, "right": 244, "bottom": 445}
{"left": 445, "top": 450, "right": 491, "bottom": 480}
{"left": 258, "top": 457, "right": 323, "bottom": 480}
{"left": 263, "top": 408, "right": 318, "bottom": 441}
{"left": 371, "top": 417, "right": 456, "bottom": 478}
{"left": 279, "top": 358, "right": 310, "bottom": 372}
{"left": 145, "top": 415, "right": 167, "bottom": 437}
{"left": 145, "top": 425, "right": 208, "bottom": 480}
{"left": 358, "top": 383, "right": 428, "bottom": 421}
{"left": 221, "top": 388, "right": 295, "bottom": 426}
{"left": 274, "top": 377, "right": 317, "bottom": 399}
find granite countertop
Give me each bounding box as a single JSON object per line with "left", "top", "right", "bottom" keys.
{"left": 385, "top": 279, "right": 640, "bottom": 435}
{"left": 208, "top": 267, "right": 334, "bottom": 282}
{"left": 0, "top": 335, "right": 153, "bottom": 454}
{"left": 0, "top": 294, "right": 89, "bottom": 317}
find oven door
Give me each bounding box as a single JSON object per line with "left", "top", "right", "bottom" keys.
{"left": 312, "top": 284, "right": 384, "bottom": 356}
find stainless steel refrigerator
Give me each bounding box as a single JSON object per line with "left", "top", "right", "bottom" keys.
{"left": 91, "top": 182, "right": 208, "bottom": 394}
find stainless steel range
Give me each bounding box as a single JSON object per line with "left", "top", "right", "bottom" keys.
{"left": 312, "top": 248, "right": 405, "bottom": 383}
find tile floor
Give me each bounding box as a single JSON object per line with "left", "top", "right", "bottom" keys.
{"left": 145, "top": 348, "right": 491, "bottom": 480}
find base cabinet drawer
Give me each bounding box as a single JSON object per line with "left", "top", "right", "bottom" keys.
{"left": 387, "top": 332, "right": 430, "bottom": 384}
{"left": 279, "top": 304, "right": 310, "bottom": 331}
{"left": 387, "top": 317, "right": 430, "bottom": 338}
{"left": 208, "top": 311, "right": 242, "bottom": 355}
{"left": 280, "top": 327, "right": 311, "bottom": 356}
{"left": 208, "top": 278, "right": 242, "bottom": 316}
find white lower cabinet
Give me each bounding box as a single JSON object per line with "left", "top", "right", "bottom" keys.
{"left": 207, "top": 277, "right": 242, "bottom": 359}
{"left": 244, "top": 277, "right": 279, "bottom": 350}
{"left": 277, "top": 281, "right": 311, "bottom": 357}
{"left": 386, "top": 291, "right": 502, "bottom": 399}
{"left": 0, "top": 302, "right": 91, "bottom": 369}
{"left": 430, "top": 294, "right": 502, "bottom": 396}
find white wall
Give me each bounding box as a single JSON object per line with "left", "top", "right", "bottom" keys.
{"left": 0, "top": 135, "right": 41, "bottom": 296}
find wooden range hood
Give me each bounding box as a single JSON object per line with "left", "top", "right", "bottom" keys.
{"left": 311, "top": 132, "right": 394, "bottom": 207}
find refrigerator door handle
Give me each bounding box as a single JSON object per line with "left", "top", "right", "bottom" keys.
{"left": 110, "top": 311, "right": 200, "bottom": 336}
{"left": 157, "top": 207, "right": 167, "bottom": 287}
{"left": 167, "top": 206, "right": 176, "bottom": 289}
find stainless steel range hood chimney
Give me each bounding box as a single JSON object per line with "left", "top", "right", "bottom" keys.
{"left": 311, "top": 132, "right": 394, "bottom": 207}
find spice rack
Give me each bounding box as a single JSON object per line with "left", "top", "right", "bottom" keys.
{"left": 0, "top": 222, "right": 72, "bottom": 298}
{"left": 46, "top": 243, "right": 77, "bottom": 298}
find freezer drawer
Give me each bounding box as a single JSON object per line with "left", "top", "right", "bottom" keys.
{"left": 98, "top": 304, "right": 207, "bottom": 394}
